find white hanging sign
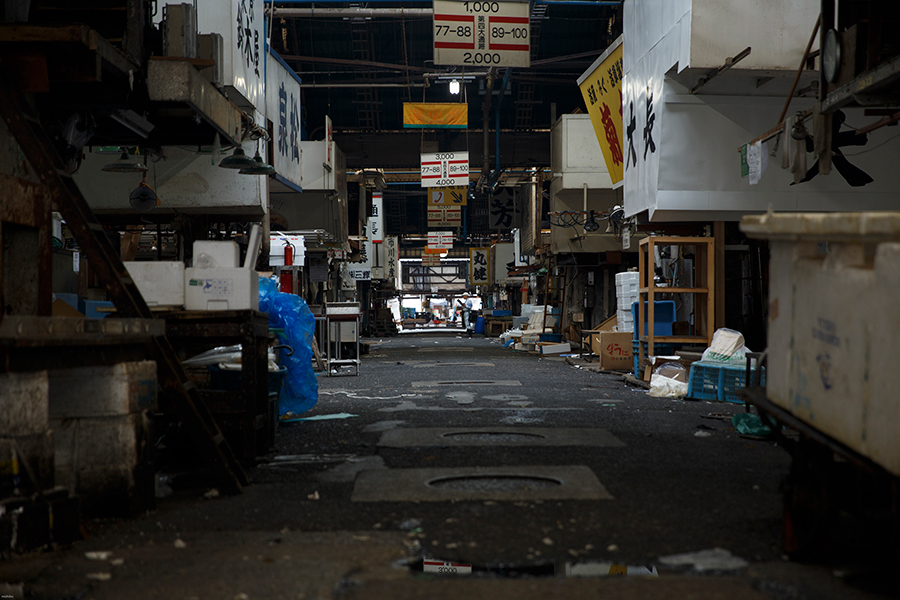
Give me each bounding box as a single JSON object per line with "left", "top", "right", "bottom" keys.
{"left": 433, "top": 0, "right": 530, "bottom": 68}
{"left": 420, "top": 152, "right": 469, "bottom": 187}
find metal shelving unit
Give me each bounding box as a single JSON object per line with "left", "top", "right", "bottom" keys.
{"left": 325, "top": 302, "right": 361, "bottom": 376}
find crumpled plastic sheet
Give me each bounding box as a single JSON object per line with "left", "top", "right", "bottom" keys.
{"left": 648, "top": 374, "right": 688, "bottom": 398}
{"left": 259, "top": 277, "right": 318, "bottom": 416}
{"left": 732, "top": 412, "right": 774, "bottom": 437}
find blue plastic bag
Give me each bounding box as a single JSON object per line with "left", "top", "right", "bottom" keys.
{"left": 258, "top": 277, "right": 318, "bottom": 416}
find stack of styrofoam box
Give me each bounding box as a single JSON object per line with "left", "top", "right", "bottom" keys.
{"left": 49, "top": 361, "right": 157, "bottom": 515}
{"left": 616, "top": 271, "right": 639, "bottom": 333}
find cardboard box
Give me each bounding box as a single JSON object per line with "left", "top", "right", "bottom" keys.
{"left": 591, "top": 331, "right": 633, "bottom": 371}
{"left": 538, "top": 342, "right": 571, "bottom": 355}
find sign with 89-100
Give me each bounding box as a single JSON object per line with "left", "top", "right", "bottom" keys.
{"left": 433, "top": 0, "right": 530, "bottom": 68}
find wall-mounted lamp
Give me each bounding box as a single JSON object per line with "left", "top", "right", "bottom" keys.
{"left": 218, "top": 147, "right": 258, "bottom": 170}
{"left": 449, "top": 79, "right": 461, "bottom": 95}
{"left": 239, "top": 149, "right": 276, "bottom": 175}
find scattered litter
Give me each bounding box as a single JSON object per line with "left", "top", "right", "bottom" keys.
{"left": 701, "top": 413, "right": 732, "bottom": 421}
{"left": 694, "top": 431, "right": 712, "bottom": 438}
{"left": 282, "top": 412, "right": 359, "bottom": 422}
{"left": 110, "top": 558, "right": 125, "bottom": 567}
{"left": 85, "top": 572, "right": 111, "bottom": 581}
{"left": 607, "top": 544, "right": 618, "bottom": 552}
{"left": 732, "top": 413, "right": 774, "bottom": 438}
{"left": 658, "top": 547, "right": 749, "bottom": 572}
{"left": 399, "top": 519, "right": 422, "bottom": 531}
{"left": 203, "top": 488, "right": 220, "bottom": 499}
{"left": 542, "top": 537, "right": 555, "bottom": 546}
{"left": 307, "top": 491, "right": 320, "bottom": 500}
{"left": 174, "top": 539, "right": 187, "bottom": 549}
{"left": 85, "top": 551, "right": 112, "bottom": 561}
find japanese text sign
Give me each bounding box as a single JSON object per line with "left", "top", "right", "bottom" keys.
{"left": 266, "top": 49, "right": 302, "bottom": 187}
{"left": 469, "top": 247, "right": 491, "bottom": 286}
{"left": 577, "top": 38, "right": 624, "bottom": 186}
{"left": 370, "top": 191, "right": 384, "bottom": 243}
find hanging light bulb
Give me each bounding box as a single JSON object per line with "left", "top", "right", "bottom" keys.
{"left": 449, "top": 79, "right": 461, "bottom": 95}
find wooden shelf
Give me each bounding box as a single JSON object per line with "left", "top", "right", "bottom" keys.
{"left": 638, "top": 236, "right": 715, "bottom": 364}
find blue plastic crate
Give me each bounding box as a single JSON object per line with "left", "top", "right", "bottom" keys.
{"left": 686, "top": 362, "right": 765, "bottom": 403}
{"left": 539, "top": 333, "right": 563, "bottom": 343}
{"left": 632, "top": 340, "right": 677, "bottom": 379}
{"left": 630, "top": 301, "right": 676, "bottom": 341}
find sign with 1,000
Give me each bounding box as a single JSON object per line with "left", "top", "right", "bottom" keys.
{"left": 433, "top": 0, "right": 530, "bottom": 68}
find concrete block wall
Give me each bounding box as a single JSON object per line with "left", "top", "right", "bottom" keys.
{"left": 0, "top": 371, "right": 54, "bottom": 495}
{"left": 48, "top": 361, "right": 157, "bottom": 515}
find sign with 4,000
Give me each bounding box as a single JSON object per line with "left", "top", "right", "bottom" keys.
{"left": 421, "top": 152, "right": 469, "bottom": 188}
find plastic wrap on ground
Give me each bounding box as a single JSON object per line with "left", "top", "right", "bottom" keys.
{"left": 259, "top": 277, "right": 318, "bottom": 415}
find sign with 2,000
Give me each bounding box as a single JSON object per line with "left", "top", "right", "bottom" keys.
{"left": 433, "top": 0, "right": 530, "bottom": 68}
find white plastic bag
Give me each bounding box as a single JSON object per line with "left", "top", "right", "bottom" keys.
{"left": 701, "top": 328, "right": 749, "bottom": 365}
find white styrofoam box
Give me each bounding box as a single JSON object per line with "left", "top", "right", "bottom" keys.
{"left": 615, "top": 271, "right": 639, "bottom": 284}
{"left": 269, "top": 235, "right": 307, "bottom": 267}
{"left": 193, "top": 240, "right": 240, "bottom": 268}
{"left": 742, "top": 212, "right": 900, "bottom": 477}
{"left": 49, "top": 361, "right": 158, "bottom": 419}
{"left": 124, "top": 261, "right": 185, "bottom": 307}
{"left": 617, "top": 281, "right": 639, "bottom": 295}
{"left": 616, "top": 309, "right": 634, "bottom": 333}
{"left": 185, "top": 267, "right": 259, "bottom": 311}
{"left": 0, "top": 371, "right": 49, "bottom": 436}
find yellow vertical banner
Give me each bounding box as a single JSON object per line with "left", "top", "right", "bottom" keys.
{"left": 577, "top": 39, "right": 624, "bottom": 186}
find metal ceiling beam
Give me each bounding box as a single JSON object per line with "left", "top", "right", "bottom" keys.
{"left": 271, "top": 7, "right": 433, "bottom": 17}
{"left": 279, "top": 54, "right": 429, "bottom": 73}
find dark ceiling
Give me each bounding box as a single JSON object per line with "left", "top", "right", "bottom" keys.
{"left": 271, "top": 1, "right": 622, "bottom": 172}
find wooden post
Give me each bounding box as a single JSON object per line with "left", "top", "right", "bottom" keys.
{"left": 714, "top": 221, "right": 725, "bottom": 330}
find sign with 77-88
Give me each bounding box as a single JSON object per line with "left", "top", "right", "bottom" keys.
{"left": 420, "top": 152, "right": 469, "bottom": 188}
{"left": 433, "top": 1, "right": 530, "bottom": 68}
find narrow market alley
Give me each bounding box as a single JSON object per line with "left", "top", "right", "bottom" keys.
{"left": 5, "top": 334, "right": 894, "bottom": 600}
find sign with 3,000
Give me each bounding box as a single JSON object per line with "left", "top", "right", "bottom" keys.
{"left": 421, "top": 152, "right": 469, "bottom": 188}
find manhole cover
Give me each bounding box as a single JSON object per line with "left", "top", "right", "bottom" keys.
{"left": 442, "top": 431, "right": 546, "bottom": 442}
{"left": 427, "top": 475, "right": 562, "bottom": 492}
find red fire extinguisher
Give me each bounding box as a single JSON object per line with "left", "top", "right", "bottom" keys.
{"left": 279, "top": 241, "right": 294, "bottom": 293}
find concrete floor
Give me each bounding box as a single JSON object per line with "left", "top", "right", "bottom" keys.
{"left": 2, "top": 334, "right": 896, "bottom": 599}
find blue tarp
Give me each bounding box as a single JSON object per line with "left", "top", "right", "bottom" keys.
{"left": 258, "top": 277, "right": 318, "bottom": 415}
